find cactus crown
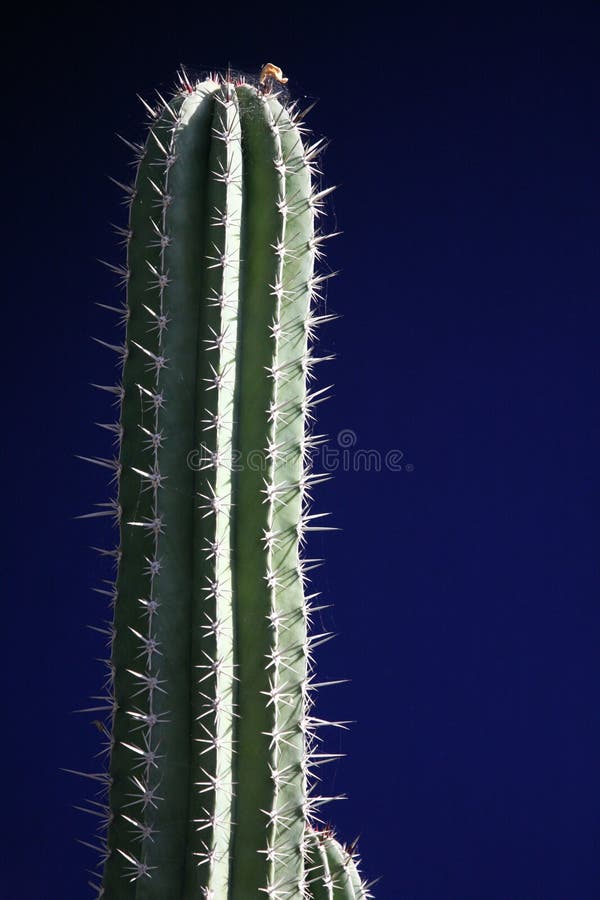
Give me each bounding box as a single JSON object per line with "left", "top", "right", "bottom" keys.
{"left": 73, "top": 66, "right": 373, "bottom": 899}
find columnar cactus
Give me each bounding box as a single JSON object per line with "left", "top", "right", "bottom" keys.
{"left": 75, "top": 65, "right": 373, "bottom": 899}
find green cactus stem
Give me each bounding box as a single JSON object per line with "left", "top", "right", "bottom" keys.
{"left": 74, "top": 67, "right": 373, "bottom": 900}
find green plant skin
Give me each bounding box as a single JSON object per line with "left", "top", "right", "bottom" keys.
{"left": 79, "top": 71, "right": 372, "bottom": 900}
{"left": 305, "top": 830, "right": 370, "bottom": 899}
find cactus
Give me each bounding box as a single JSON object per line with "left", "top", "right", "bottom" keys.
{"left": 75, "top": 65, "right": 374, "bottom": 899}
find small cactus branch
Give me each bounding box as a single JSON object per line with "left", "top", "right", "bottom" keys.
{"left": 305, "top": 829, "right": 373, "bottom": 900}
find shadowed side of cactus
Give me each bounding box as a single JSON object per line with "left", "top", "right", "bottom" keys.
{"left": 73, "top": 66, "right": 374, "bottom": 900}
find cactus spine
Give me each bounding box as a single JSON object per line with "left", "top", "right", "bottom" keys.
{"left": 78, "top": 67, "right": 372, "bottom": 899}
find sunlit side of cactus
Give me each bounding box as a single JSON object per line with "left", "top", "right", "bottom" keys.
{"left": 73, "top": 66, "right": 374, "bottom": 899}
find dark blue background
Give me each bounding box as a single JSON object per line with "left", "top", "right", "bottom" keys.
{"left": 4, "top": 3, "right": 600, "bottom": 897}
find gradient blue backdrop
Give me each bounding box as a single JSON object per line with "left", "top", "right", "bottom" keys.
{"left": 4, "top": 3, "right": 600, "bottom": 897}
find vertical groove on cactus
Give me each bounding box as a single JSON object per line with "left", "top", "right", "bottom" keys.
{"left": 73, "top": 67, "right": 374, "bottom": 900}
